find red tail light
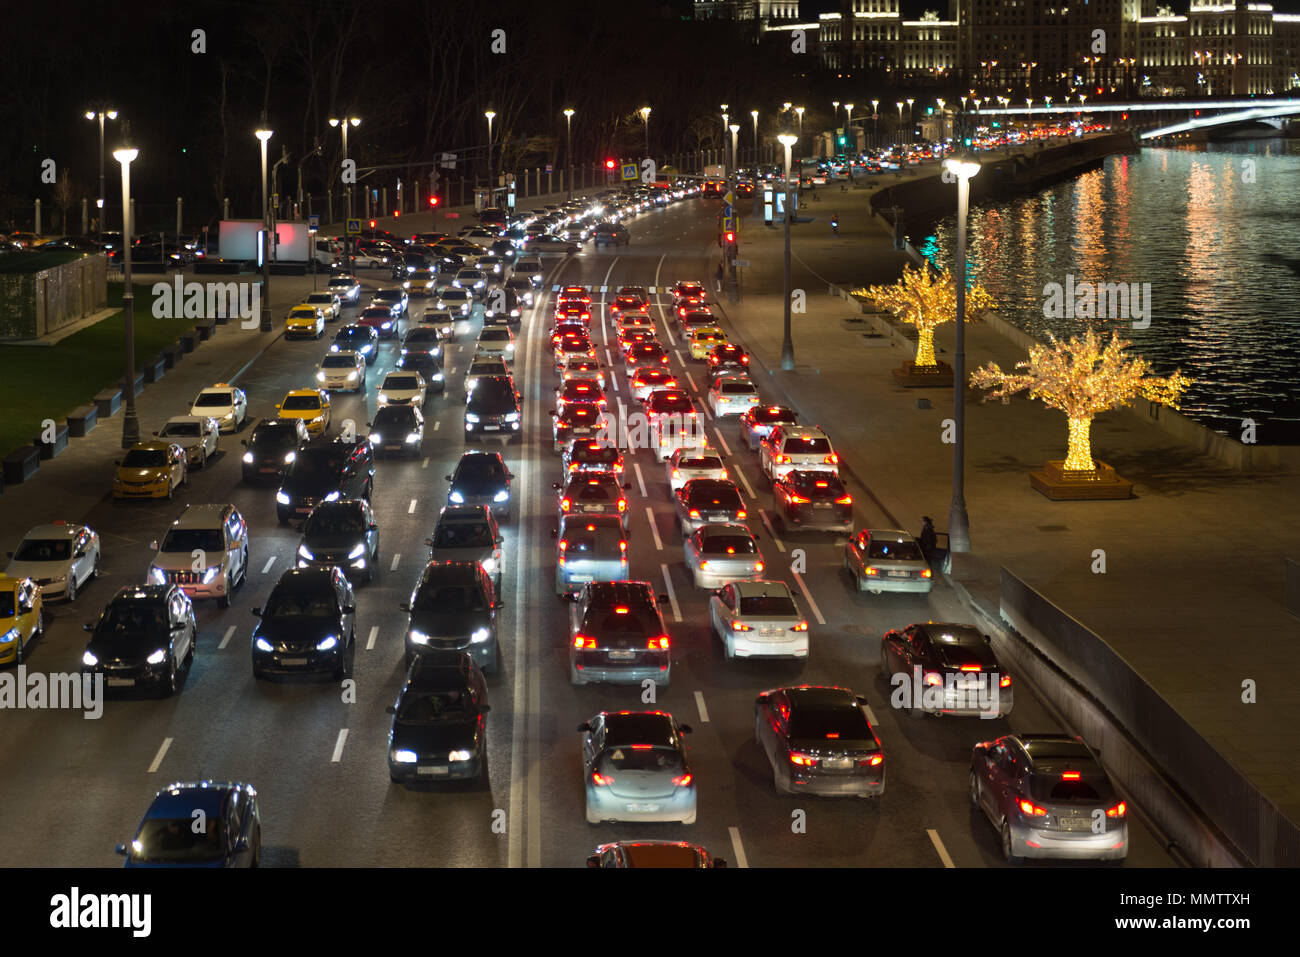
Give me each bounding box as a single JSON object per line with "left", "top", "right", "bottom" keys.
{"left": 786, "top": 493, "right": 810, "bottom": 504}
{"left": 776, "top": 455, "right": 791, "bottom": 464}
{"left": 754, "top": 561, "right": 764, "bottom": 572}
{"left": 1000, "top": 674, "right": 1012, "bottom": 688}
{"left": 671, "top": 773, "right": 692, "bottom": 787}
{"left": 731, "top": 621, "right": 753, "bottom": 631}
{"left": 1061, "top": 771, "right": 1081, "bottom": 780}
{"left": 864, "top": 567, "right": 879, "bottom": 576}
{"left": 791, "top": 621, "right": 809, "bottom": 632}
{"left": 923, "top": 671, "right": 943, "bottom": 686}
{"left": 561, "top": 498, "right": 571, "bottom": 511}
{"left": 1018, "top": 799, "right": 1048, "bottom": 816}
{"left": 591, "top": 771, "right": 614, "bottom": 786}
{"left": 688, "top": 509, "right": 700, "bottom": 518}
{"left": 573, "top": 634, "right": 596, "bottom": 649}
{"left": 736, "top": 509, "right": 747, "bottom": 519}
{"left": 647, "top": 635, "right": 670, "bottom": 650}
{"left": 617, "top": 498, "right": 627, "bottom": 512}
{"left": 860, "top": 754, "right": 884, "bottom": 767}
{"left": 824, "top": 454, "right": 839, "bottom": 464}
{"left": 960, "top": 664, "right": 982, "bottom": 672}
{"left": 789, "top": 752, "right": 818, "bottom": 767}
{"left": 558, "top": 540, "right": 568, "bottom": 551}
{"left": 1106, "top": 802, "right": 1127, "bottom": 818}
{"left": 921, "top": 568, "right": 932, "bottom": 578}
{"left": 835, "top": 494, "right": 852, "bottom": 505}
{"left": 619, "top": 540, "right": 628, "bottom": 551}
{"left": 614, "top": 606, "right": 629, "bottom": 614}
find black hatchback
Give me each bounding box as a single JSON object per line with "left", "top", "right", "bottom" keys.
{"left": 465, "top": 375, "right": 522, "bottom": 441}
{"left": 241, "top": 418, "right": 310, "bottom": 483}
{"left": 81, "top": 585, "right": 197, "bottom": 697}
{"left": 297, "top": 499, "right": 380, "bottom": 583}
{"left": 276, "top": 436, "right": 374, "bottom": 524}
{"left": 251, "top": 566, "right": 356, "bottom": 681}
{"left": 387, "top": 651, "right": 490, "bottom": 785}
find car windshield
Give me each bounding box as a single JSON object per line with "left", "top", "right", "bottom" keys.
{"left": 292, "top": 447, "right": 347, "bottom": 476}
{"left": 161, "top": 422, "right": 201, "bottom": 437}
{"left": 160, "top": 529, "right": 224, "bottom": 553}
{"left": 433, "top": 522, "right": 494, "bottom": 548}
{"left": 263, "top": 588, "right": 337, "bottom": 618}
{"left": 738, "top": 595, "right": 797, "bottom": 616}
{"left": 788, "top": 706, "right": 873, "bottom": 742}
{"left": 599, "top": 746, "right": 682, "bottom": 774}
{"left": 122, "top": 449, "right": 167, "bottom": 468}
{"left": 374, "top": 407, "right": 418, "bottom": 429}
{"left": 130, "top": 817, "right": 225, "bottom": 863}
{"left": 469, "top": 379, "right": 515, "bottom": 405}
{"left": 102, "top": 601, "right": 168, "bottom": 634}
{"left": 192, "top": 392, "right": 230, "bottom": 408}
{"left": 321, "top": 355, "right": 357, "bottom": 369}
{"left": 384, "top": 375, "right": 419, "bottom": 390}
{"left": 413, "top": 583, "right": 486, "bottom": 613}
{"left": 336, "top": 329, "right": 368, "bottom": 341}
{"left": 480, "top": 330, "right": 509, "bottom": 341}
{"left": 457, "top": 456, "right": 507, "bottom": 483}
{"left": 281, "top": 395, "right": 321, "bottom": 411}
{"left": 303, "top": 507, "right": 365, "bottom": 536}
{"left": 14, "top": 539, "right": 71, "bottom": 562}
{"left": 397, "top": 690, "right": 471, "bottom": 723}
{"left": 252, "top": 424, "right": 297, "bottom": 446}
{"left": 867, "top": 540, "right": 923, "bottom": 561}
{"left": 0, "top": 592, "right": 14, "bottom": 618}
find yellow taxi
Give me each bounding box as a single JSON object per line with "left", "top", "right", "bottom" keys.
{"left": 285, "top": 304, "right": 326, "bottom": 339}
{"left": 0, "top": 574, "right": 43, "bottom": 664}
{"left": 275, "top": 389, "right": 332, "bottom": 437}
{"left": 688, "top": 326, "right": 728, "bottom": 361}
{"left": 113, "top": 441, "right": 188, "bottom": 500}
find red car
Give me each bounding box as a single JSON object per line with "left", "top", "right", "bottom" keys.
{"left": 358, "top": 305, "right": 399, "bottom": 338}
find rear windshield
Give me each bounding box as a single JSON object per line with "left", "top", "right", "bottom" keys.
{"left": 599, "top": 746, "right": 682, "bottom": 773}
{"left": 782, "top": 436, "right": 831, "bottom": 454}
{"left": 699, "top": 535, "right": 756, "bottom": 555}
{"left": 738, "top": 595, "right": 797, "bottom": 616}
{"left": 788, "top": 706, "right": 873, "bottom": 743}
{"left": 433, "top": 522, "right": 495, "bottom": 548}
{"left": 867, "top": 540, "right": 923, "bottom": 561}
{"left": 720, "top": 383, "right": 754, "bottom": 395}
{"left": 686, "top": 485, "right": 739, "bottom": 507}
{"left": 1043, "top": 778, "right": 1102, "bottom": 802}
{"left": 573, "top": 482, "right": 615, "bottom": 502}
{"left": 678, "top": 456, "right": 722, "bottom": 470}
{"left": 562, "top": 528, "right": 621, "bottom": 554}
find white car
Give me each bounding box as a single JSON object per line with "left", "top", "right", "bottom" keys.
{"left": 303, "top": 292, "right": 342, "bottom": 321}
{"left": 189, "top": 383, "right": 248, "bottom": 433}
{"left": 708, "top": 579, "right": 809, "bottom": 660}
{"left": 436, "top": 287, "right": 473, "bottom": 316}
{"left": 378, "top": 370, "right": 428, "bottom": 408}
{"left": 421, "top": 306, "right": 458, "bottom": 341}
{"left": 317, "top": 350, "right": 367, "bottom": 393}
{"left": 147, "top": 504, "right": 249, "bottom": 608}
{"left": 684, "top": 524, "right": 765, "bottom": 590}
{"left": 560, "top": 356, "right": 604, "bottom": 388}
{"left": 326, "top": 274, "right": 361, "bottom": 302}
{"left": 513, "top": 257, "right": 544, "bottom": 286}
{"left": 155, "top": 415, "right": 220, "bottom": 469}
{"left": 453, "top": 268, "right": 488, "bottom": 297}
{"left": 476, "top": 255, "right": 505, "bottom": 276}
{"left": 666, "top": 448, "right": 727, "bottom": 493}
{"left": 475, "top": 327, "right": 515, "bottom": 358}
{"left": 5, "top": 521, "right": 100, "bottom": 601}
{"left": 708, "top": 378, "right": 761, "bottom": 417}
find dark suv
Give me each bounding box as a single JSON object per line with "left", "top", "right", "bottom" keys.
{"left": 465, "top": 375, "right": 522, "bottom": 441}
{"left": 251, "top": 566, "right": 356, "bottom": 681}
{"left": 401, "top": 561, "right": 502, "bottom": 674}
{"left": 276, "top": 435, "right": 374, "bottom": 524}
{"left": 446, "top": 451, "right": 515, "bottom": 519}
{"left": 297, "top": 498, "right": 380, "bottom": 583}
{"left": 241, "top": 418, "right": 310, "bottom": 483}
{"left": 566, "top": 581, "right": 671, "bottom": 688}
{"left": 81, "top": 584, "right": 197, "bottom": 697}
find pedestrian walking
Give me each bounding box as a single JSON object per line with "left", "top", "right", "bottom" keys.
{"left": 715, "top": 261, "right": 724, "bottom": 293}
{"left": 830, "top": 214, "right": 839, "bottom": 235}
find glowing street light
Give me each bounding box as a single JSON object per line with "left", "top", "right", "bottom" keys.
{"left": 113, "top": 143, "right": 141, "bottom": 448}
{"left": 778, "top": 133, "right": 799, "bottom": 372}
{"left": 563, "top": 108, "right": 575, "bottom": 200}
{"left": 86, "top": 108, "right": 119, "bottom": 235}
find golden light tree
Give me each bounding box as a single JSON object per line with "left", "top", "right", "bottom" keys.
{"left": 969, "top": 328, "right": 1192, "bottom": 472}
{"left": 862, "top": 265, "right": 995, "bottom": 368}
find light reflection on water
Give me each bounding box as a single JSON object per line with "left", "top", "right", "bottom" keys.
{"left": 918, "top": 140, "right": 1300, "bottom": 443}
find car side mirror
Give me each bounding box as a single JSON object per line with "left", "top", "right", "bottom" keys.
{"left": 399, "top": 602, "right": 411, "bottom": 613}
{"left": 586, "top": 855, "right": 600, "bottom": 868}
{"left": 856, "top": 695, "right": 869, "bottom": 707}
{"left": 445, "top": 475, "right": 453, "bottom": 482}
{"left": 115, "top": 844, "right": 128, "bottom": 856}
{"left": 385, "top": 705, "right": 396, "bottom": 715}
{"left": 274, "top": 404, "right": 281, "bottom": 410}
{"left": 424, "top": 538, "right": 435, "bottom": 547}
{"left": 550, "top": 528, "right": 558, "bottom": 540}
{"left": 983, "top": 633, "right": 992, "bottom": 643}
{"left": 83, "top": 623, "right": 94, "bottom": 632}
{"left": 494, "top": 535, "right": 504, "bottom": 545}
{"left": 172, "top": 622, "right": 186, "bottom": 632}
{"left": 576, "top": 721, "right": 592, "bottom": 732}
{"left": 494, "top": 600, "right": 505, "bottom": 609}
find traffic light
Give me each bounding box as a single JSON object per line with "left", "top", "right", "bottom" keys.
{"left": 724, "top": 231, "right": 736, "bottom": 244}
{"left": 369, "top": 220, "right": 376, "bottom": 228}
{"left": 429, "top": 195, "right": 440, "bottom": 207}
{"left": 605, "top": 159, "right": 616, "bottom": 170}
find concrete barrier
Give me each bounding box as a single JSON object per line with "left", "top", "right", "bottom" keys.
{"left": 93, "top": 388, "right": 122, "bottom": 418}
{"left": 162, "top": 342, "right": 184, "bottom": 368}
{"left": 195, "top": 319, "right": 216, "bottom": 341}
{"left": 67, "top": 405, "right": 97, "bottom": 437}
{"left": 117, "top": 372, "right": 145, "bottom": 398}
{"left": 2, "top": 446, "right": 40, "bottom": 484}
{"left": 142, "top": 355, "right": 167, "bottom": 383}
{"left": 180, "top": 331, "right": 198, "bottom": 352}
{"left": 35, "top": 422, "right": 69, "bottom": 459}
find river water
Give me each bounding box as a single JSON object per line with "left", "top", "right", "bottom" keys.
{"left": 917, "top": 139, "right": 1300, "bottom": 444}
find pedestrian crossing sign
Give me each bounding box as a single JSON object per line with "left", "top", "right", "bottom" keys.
{"left": 621, "top": 163, "right": 638, "bottom": 181}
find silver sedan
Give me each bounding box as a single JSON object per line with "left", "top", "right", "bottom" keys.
{"left": 684, "top": 524, "right": 764, "bottom": 590}
{"left": 579, "top": 710, "right": 696, "bottom": 825}
{"left": 709, "top": 579, "right": 809, "bottom": 659}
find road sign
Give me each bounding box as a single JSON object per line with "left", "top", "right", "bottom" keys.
{"left": 733, "top": 259, "right": 750, "bottom": 268}
{"left": 722, "top": 216, "right": 736, "bottom": 232}
{"left": 722, "top": 204, "right": 733, "bottom": 218}
{"left": 345, "top": 218, "right": 361, "bottom": 235}
{"left": 545, "top": 164, "right": 553, "bottom": 173}
{"left": 723, "top": 191, "right": 735, "bottom": 206}
{"left": 621, "top": 163, "right": 638, "bottom": 181}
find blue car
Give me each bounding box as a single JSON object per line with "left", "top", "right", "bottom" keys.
{"left": 116, "top": 781, "right": 261, "bottom": 867}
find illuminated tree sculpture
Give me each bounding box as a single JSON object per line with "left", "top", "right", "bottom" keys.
{"left": 969, "top": 328, "right": 1192, "bottom": 472}
{"left": 863, "top": 265, "right": 994, "bottom": 369}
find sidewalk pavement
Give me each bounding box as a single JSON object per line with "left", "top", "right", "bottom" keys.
{"left": 711, "top": 176, "right": 1300, "bottom": 830}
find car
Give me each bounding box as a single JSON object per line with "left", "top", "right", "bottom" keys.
{"left": 587, "top": 841, "right": 724, "bottom": 868}
{"left": 273, "top": 389, "right": 331, "bottom": 437}
{"left": 395, "top": 349, "right": 445, "bottom": 390}
{"left": 0, "top": 575, "right": 43, "bottom": 664}
{"left": 435, "top": 286, "right": 474, "bottom": 317}
{"left": 556, "top": 285, "right": 592, "bottom": 309}
{"left": 555, "top": 471, "right": 631, "bottom": 531}
{"left": 275, "top": 435, "right": 374, "bottom": 524}
{"left": 304, "top": 291, "right": 343, "bottom": 321}
{"left": 549, "top": 320, "right": 588, "bottom": 346}
{"left": 678, "top": 309, "right": 718, "bottom": 336}
{"left": 567, "top": 581, "right": 671, "bottom": 688}
{"left": 251, "top": 566, "right": 356, "bottom": 681}
{"left": 882, "top": 622, "right": 1012, "bottom": 718}
{"left": 578, "top": 710, "right": 694, "bottom": 824}
{"left": 554, "top": 335, "right": 597, "bottom": 371}
{"left": 592, "top": 222, "right": 630, "bottom": 246}
{"left": 526, "top": 234, "right": 580, "bottom": 254}
{"left": 512, "top": 256, "right": 544, "bottom": 285}
{"left": 562, "top": 439, "right": 623, "bottom": 476}
{"left": 401, "top": 560, "right": 502, "bottom": 673}
{"left": 614, "top": 286, "right": 649, "bottom": 311}
{"left": 555, "top": 377, "right": 606, "bottom": 412}
{"left": 708, "top": 377, "right": 760, "bottom": 418}
{"left": 666, "top": 448, "right": 727, "bottom": 493}
{"left": 82, "top": 584, "right": 196, "bottom": 696}
{"left": 5, "top": 521, "right": 100, "bottom": 603}
{"left": 624, "top": 341, "right": 669, "bottom": 374}
{"left": 317, "top": 350, "right": 367, "bottom": 393}
{"left": 189, "top": 383, "right": 247, "bottom": 433}
{"left": 465, "top": 356, "right": 513, "bottom": 399}
{"left": 484, "top": 287, "right": 522, "bottom": 326}
{"left": 387, "top": 651, "right": 491, "bottom": 785}
{"left": 554, "top": 302, "right": 592, "bottom": 326}
{"left": 368, "top": 404, "right": 425, "bottom": 459}
{"left": 626, "top": 369, "right": 675, "bottom": 404}
{"left": 560, "top": 355, "right": 604, "bottom": 387}
{"left": 113, "top": 441, "right": 188, "bottom": 500}
{"left": 709, "top": 580, "right": 809, "bottom": 659}
{"left": 759, "top": 425, "right": 838, "bottom": 482}
{"left": 739, "top": 405, "right": 799, "bottom": 450}
{"left": 617, "top": 327, "right": 659, "bottom": 357}
{"left": 464, "top": 375, "right": 522, "bottom": 441}
{"left": 671, "top": 281, "right": 707, "bottom": 305}
{"left": 327, "top": 274, "right": 362, "bottom": 302}
{"left": 706, "top": 341, "right": 750, "bottom": 372}
{"left": 426, "top": 505, "right": 504, "bottom": 593}
{"left": 147, "top": 504, "right": 249, "bottom": 607}
{"left": 614, "top": 310, "right": 654, "bottom": 338}
{"left": 684, "top": 523, "right": 763, "bottom": 589}
{"left": 378, "top": 370, "right": 428, "bottom": 408}
{"left": 285, "top": 304, "right": 326, "bottom": 339}
{"left": 489, "top": 239, "right": 518, "bottom": 261}
{"left": 453, "top": 268, "right": 488, "bottom": 297}
{"left": 403, "top": 268, "right": 438, "bottom": 296}
{"left": 754, "top": 685, "right": 885, "bottom": 797}
{"left": 503, "top": 276, "right": 534, "bottom": 305}
{"left": 970, "top": 734, "right": 1126, "bottom": 862}
{"left": 154, "top": 415, "right": 220, "bottom": 469}
{"left": 646, "top": 390, "right": 704, "bottom": 462}
{"left": 420, "top": 305, "right": 459, "bottom": 341}
{"left": 358, "top": 304, "right": 399, "bottom": 338}
{"left": 549, "top": 401, "right": 605, "bottom": 453}
{"left": 399, "top": 326, "right": 442, "bottom": 360}
{"left": 478, "top": 255, "right": 507, "bottom": 276}
{"left": 446, "top": 450, "right": 515, "bottom": 519}
{"left": 475, "top": 326, "right": 515, "bottom": 358}
{"left": 241, "top": 418, "right": 310, "bottom": 482}
{"left": 296, "top": 498, "right": 380, "bottom": 583}
{"left": 559, "top": 224, "right": 589, "bottom": 243}
{"left": 331, "top": 323, "right": 380, "bottom": 364}
{"left": 687, "top": 326, "right": 727, "bottom": 360}
{"left": 370, "top": 287, "right": 409, "bottom": 317}
{"left": 553, "top": 514, "right": 628, "bottom": 596}
{"left": 772, "top": 471, "right": 854, "bottom": 532}
{"left": 115, "top": 781, "right": 260, "bottom": 868}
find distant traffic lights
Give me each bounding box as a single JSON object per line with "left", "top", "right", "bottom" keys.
{"left": 429, "top": 195, "right": 440, "bottom": 207}
{"left": 369, "top": 220, "right": 376, "bottom": 228}
{"left": 605, "top": 159, "right": 616, "bottom": 170}
{"left": 724, "top": 231, "right": 736, "bottom": 244}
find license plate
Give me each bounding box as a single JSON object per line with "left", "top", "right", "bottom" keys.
{"left": 760, "top": 628, "right": 783, "bottom": 636}
{"left": 280, "top": 657, "right": 308, "bottom": 666}
{"left": 418, "top": 766, "right": 449, "bottom": 776}
{"left": 385, "top": 444, "right": 402, "bottom": 451}
{"left": 296, "top": 507, "right": 312, "bottom": 514}
{"left": 259, "top": 467, "right": 278, "bottom": 473}
{"left": 888, "top": 570, "right": 910, "bottom": 577}
{"left": 814, "top": 502, "right": 832, "bottom": 509}
{"left": 1059, "top": 817, "right": 1091, "bottom": 830}
{"left": 626, "top": 803, "right": 661, "bottom": 812}
{"left": 708, "top": 515, "right": 727, "bottom": 522}
{"left": 106, "top": 677, "right": 135, "bottom": 687}
{"left": 823, "top": 757, "right": 852, "bottom": 769}
{"left": 582, "top": 505, "right": 604, "bottom": 513}
{"left": 607, "top": 650, "right": 636, "bottom": 660}
{"left": 570, "top": 574, "right": 594, "bottom": 582}
{"left": 482, "top": 425, "right": 500, "bottom": 431}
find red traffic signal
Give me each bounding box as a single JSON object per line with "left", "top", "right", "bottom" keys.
{"left": 605, "top": 159, "right": 616, "bottom": 170}
{"left": 724, "top": 231, "right": 736, "bottom": 244}
{"left": 369, "top": 220, "right": 376, "bottom": 228}
{"left": 429, "top": 195, "right": 441, "bottom": 207}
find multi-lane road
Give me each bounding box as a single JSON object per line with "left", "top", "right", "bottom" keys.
{"left": 0, "top": 195, "right": 1177, "bottom": 868}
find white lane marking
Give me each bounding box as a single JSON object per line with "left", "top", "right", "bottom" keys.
{"left": 390, "top": 553, "right": 401, "bottom": 571}
{"left": 792, "top": 571, "right": 827, "bottom": 625}
{"left": 422, "top": 457, "right": 429, "bottom": 468}
{"left": 218, "top": 626, "right": 236, "bottom": 650}
{"left": 366, "top": 625, "right": 379, "bottom": 651}
{"left": 674, "top": 349, "right": 686, "bottom": 367}
{"left": 646, "top": 507, "right": 664, "bottom": 551}
{"left": 758, "top": 509, "right": 786, "bottom": 553}
{"left": 330, "top": 729, "right": 349, "bottom": 763}
{"left": 927, "top": 829, "right": 956, "bottom": 869}
{"left": 434, "top": 420, "right": 441, "bottom": 430}
{"left": 660, "top": 563, "right": 682, "bottom": 622}
{"left": 261, "top": 556, "right": 276, "bottom": 574}
{"left": 728, "top": 826, "right": 750, "bottom": 868}
{"left": 610, "top": 374, "right": 618, "bottom": 394}
{"left": 662, "top": 322, "right": 677, "bottom": 348}
{"left": 147, "top": 738, "right": 173, "bottom": 774}
{"left": 714, "top": 430, "right": 732, "bottom": 457}
{"left": 408, "top": 498, "right": 418, "bottom": 514}
{"left": 864, "top": 704, "right": 880, "bottom": 727}
{"left": 730, "top": 460, "right": 756, "bottom": 499}
{"left": 604, "top": 347, "right": 613, "bottom": 367}
{"left": 694, "top": 691, "right": 710, "bottom": 723}
{"left": 683, "top": 371, "right": 699, "bottom": 393}
{"left": 633, "top": 462, "right": 648, "bottom": 497}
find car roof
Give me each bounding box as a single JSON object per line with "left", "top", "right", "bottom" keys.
{"left": 913, "top": 622, "right": 984, "bottom": 645}
{"left": 271, "top": 566, "right": 337, "bottom": 591}
{"left": 110, "top": 584, "right": 173, "bottom": 603}
{"left": 21, "top": 522, "right": 83, "bottom": 540}
{"left": 126, "top": 440, "right": 175, "bottom": 452}
{"left": 419, "top": 560, "right": 483, "bottom": 584}
{"left": 169, "top": 504, "right": 234, "bottom": 529}
{"left": 404, "top": 650, "right": 477, "bottom": 690}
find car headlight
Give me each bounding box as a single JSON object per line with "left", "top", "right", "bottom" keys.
{"left": 361, "top": 344, "right": 373, "bottom": 354}
{"left": 377, "top": 394, "right": 389, "bottom": 404}
{"left": 146, "top": 649, "right": 167, "bottom": 665}
{"left": 82, "top": 650, "right": 99, "bottom": 666}
{"left": 276, "top": 490, "right": 291, "bottom": 505}
{"left": 346, "top": 543, "right": 366, "bottom": 560}
{"left": 480, "top": 557, "right": 498, "bottom": 574}
{"left": 493, "top": 490, "right": 509, "bottom": 502}
{"left": 201, "top": 566, "right": 220, "bottom": 584}
{"left": 316, "top": 371, "right": 326, "bottom": 382}
{"left": 392, "top": 749, "right": 418, "bottom": 764}
{"left": 464, "top": 412, "right": 480, "bottom": 424}
{"left": 331, "top": 344, "right": 340, "bottom": 352}
{"left": 316, "top": 635, "right": 338, "bottom": 651}
{"left": 381, "top": 321, "right": 392, "bottom": 330}
{"left": 242, "top": 451, "right": 255, "bottom": 464}
{"left": 283, "top": 451, "right": 297, "bottom": 465}
{"left": 408, "top": 629, "right": 431, "bottom": 645}
{"left": 448, "top": 490, "right": 465, "bottom": 504}
{"left": 322, "top": 490, "right": 341, "bottom": 502}
{"left": 1, "top": 627, "right": 19, "bottom": 645}
{"left": 470, "top": 627, "right": 490, "bottom": 644}
{"left": 254, "top": 637, "right": 273, "bottom": 652}
{"left": 221, "top": 412, "right": 234, "bottom": 421}
{"left": 298, "top": 545, "right": 314, "bottom": 561}
{"left": 504, "top": 411, "right": 520, "bottom": 423}
{"left": 449, "top": 750, "right": 473, "bottom": 762}
{"left": 148, "top": 566, "right": 167, "bottom": 584}
{"left": 346, "top": 371, "right": 357, "bottom": 381}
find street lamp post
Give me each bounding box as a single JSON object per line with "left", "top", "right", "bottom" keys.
{"left": 778, "top": 133, "right": 798, "bottom": 371}
{"left": 484, "top": 110, "right": 496, "bottom": 196}
{"left": 256, "top": 126, "right": 274, "bottom": 332}
{"left": 795, "top": 106, "right": 804, "bottom": 161}
{"left": 114, "top": 145, "right": 140, "bottom": 448}
{"left": 728, "top": 124, "right": 740, "bottom": 304}
{"left": 871, "top": 99, "right": 878, "bottom": 144}
{"left": 844, "top": 104, "right": 854, "bottom": 152}
{"left": 896, "top": 101, "right": 904, "bottom": 144}
{"left": 86, "top": 109, "right": 118, "bottom": 235}
{"left": 750, "top": 110, "right": 759, "bottom": 164}
{"left": 941, "top": 153, "right": 981, "bottom": 553}
{"left": 906, "top": 99, "right": 915, "bottom": 144}
{"left": 328, "top": 116, "right": 360, "bottom": 270}
{"left": 563, "top": 109, "right": 575, "bottom": 200}
{"left": 640, "top": 107, "right": 651, "bottom": 157}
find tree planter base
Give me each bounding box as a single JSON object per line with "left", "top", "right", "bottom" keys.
{"left": 1030, "top": 460, "right": 1133, "bottom": 500}
{"left": 892, "top": 360, "right": 953, "bottom": 388}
